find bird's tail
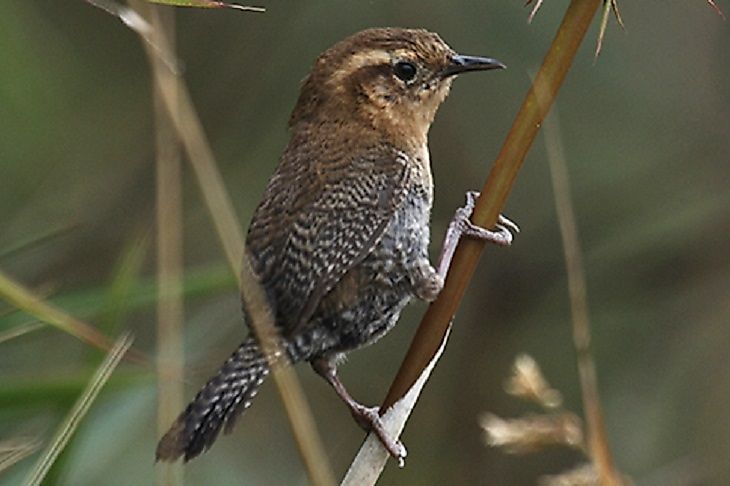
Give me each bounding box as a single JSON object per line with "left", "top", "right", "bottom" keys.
{"left": 156, "top": 335, "right": 271, "bottom": 462}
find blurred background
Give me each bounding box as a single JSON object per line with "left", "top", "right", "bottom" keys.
{"left": 1, "top": 1, "right": 728, "bottom": 485}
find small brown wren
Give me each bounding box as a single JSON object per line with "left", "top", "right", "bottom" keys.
{"left": 157, "top": 27, "right": 516, "bottom": 465}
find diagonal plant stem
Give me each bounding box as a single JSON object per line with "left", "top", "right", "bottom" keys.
{"left": 382, "top": 0, "right": 602, "bottom": 411}
{"left": 0, "top": 270, "right": 111, "bottom": 348}
{"left": 0, "top": 270, "right": 146, "bottom": 364}
{"left": 127, "top": 3, "right": 334, "bottom": 483}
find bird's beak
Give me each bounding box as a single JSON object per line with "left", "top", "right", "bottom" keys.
{"left": 441, "top": 54, "right": 506, "bottom": 77}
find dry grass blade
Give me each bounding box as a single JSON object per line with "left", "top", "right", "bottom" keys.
{"left": 86, "top": 0, "right": 151, "bottom": 34}
{"left": 22, "top": 332, "right": 134, "bottom": 486}
{"left": 526, "top": 0, "right": 545, "bottom": 23}
{"left": 0, "top": 322, "right": 44, "bottom": 345}
{"left": 523, "top": 0, "right": 624, "bottom": 56}
{"left": 128, "top": 0, "right": 244, "bottom": 274}
{"left": 542, "top": 106, "right": 622, "bottom": 483}
{"left": 0, "top": 269, "right": 144, "bottom": 363}
{"left": 595, "top": 0, "right": 623, "bottom": 58}
{"left": 0, "top": 438, "right": 41, "bottom": 474}
{"left": 706, "top": 0, "right": 726, "bottom": 19}
{"left": 611, "top": 0, "right": 625, "bottom": 28}
{"left": 86, "top": 0, "right": 180, "bottom": 72}
{"left": 147, "top": 0, "right": 264, "bottom": 11}
{"left": 0, "top": 223, "right": 79, "bottom": 262}
{"left": 595, "top": 1, "right": 609, "bottom": 57}
{"left": 128, "top": 3, "right": 334, "bottom": 483}
{"left": 163, "top": 83, "right": 245, "bottom": 272}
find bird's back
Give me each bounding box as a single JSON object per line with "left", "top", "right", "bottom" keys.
{"left": 245, "top": 121, "right": 434, "bottom": 360}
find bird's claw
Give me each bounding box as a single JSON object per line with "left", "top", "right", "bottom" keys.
{"left": 351, "top": 404, "right": 407, "bottom": 467}
{"left": 458, "top": 191, "right": 519, "bottom": 247}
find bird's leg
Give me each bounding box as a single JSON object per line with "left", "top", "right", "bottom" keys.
{"left": 311, "top": 357, "right": 407, "bottom": 466}
{"left": 436, "top": 190, "right": 519, "bottom": 280}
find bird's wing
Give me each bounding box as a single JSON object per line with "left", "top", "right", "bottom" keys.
{"left": 245, "top": 143, "right": 411, "bottom": 334}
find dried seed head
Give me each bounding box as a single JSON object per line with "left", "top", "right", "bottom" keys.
{"left": 480, "top": 412, "right": 584, "bottom": 454}
{"left": 504, "top": 354, "right": 563, "bottom": 409}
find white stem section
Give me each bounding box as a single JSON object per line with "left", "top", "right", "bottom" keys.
{"left": 341, "top": 325, "right": 452, "bottom": 485}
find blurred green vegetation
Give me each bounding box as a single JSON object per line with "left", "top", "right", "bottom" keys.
{"left": 1, "top": 1, "right": 728, "bottom": 485}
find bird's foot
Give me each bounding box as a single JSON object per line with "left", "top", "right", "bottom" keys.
{"left": 435, "top": 191, "right": 519, "bottom": 279}
{"left": 350, "top": 403, "right": 407, "bottom": 467}
{"left": 456, "top": 191, "right": 519, "bottom": 246}
{"left": 310, "top": 358, "right": 407, "bottom": 466}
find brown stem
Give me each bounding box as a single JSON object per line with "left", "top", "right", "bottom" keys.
{"left": 382, "top": 0, "right": 602, "bottom": 410}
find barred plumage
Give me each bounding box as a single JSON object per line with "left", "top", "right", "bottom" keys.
{"left": 156, "top": 337, "right": 271, "bottom": 461}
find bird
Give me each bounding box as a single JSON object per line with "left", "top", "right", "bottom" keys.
{"left": 156, "top": 27, "right": 516, "bottom": 465}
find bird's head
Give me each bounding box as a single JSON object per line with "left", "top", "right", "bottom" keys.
{"left": 289, "top": 28, "right": 504, "bottom": 145}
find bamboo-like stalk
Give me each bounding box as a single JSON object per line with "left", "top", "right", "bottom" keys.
{"left": 149, "top": 6, "right": 184, "bottom": 486}
{"left": 382, "top": 0, "right": 602, "bottom": 412}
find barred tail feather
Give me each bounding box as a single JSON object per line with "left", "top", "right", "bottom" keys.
{"left": 156, "top": 336, "right": 270, "bottom": 462}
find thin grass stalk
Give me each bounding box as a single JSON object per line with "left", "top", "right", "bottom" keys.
{"left": 149, "top": 6, "right": 184, "bottom": 486}
{"left": 0, "top": 322, "right": 44, "bottom": 345}
{"left": 0, "top": 223, "right": 79, "bottom": 261}
{"left": 128, "top": 4, "right": 334, "bottom": 482}
{"left": 130, "top": 18, "right": 244, "bottom": 274}
{"left": 240, "top": 256, "right": 336, "bottom": 486}
{"left": 22, "top": 332, "right": 134, "bottom": 486}
{"left": 0, "top": 270, "right": 110, "bottom": 348}
{"left": 543, "top": 109, "right": 622, "bottom": 484}
{"left": 0, "top": 438, "right": 41, "bottom": 474}
{"left": 159, "top": 85, "right": 245, "bottom": 274}
{"left": 102, "top": 234, "right": 148, "bottom": 332}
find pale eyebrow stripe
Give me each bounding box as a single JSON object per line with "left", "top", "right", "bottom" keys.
{"left": 330, "top": 49, "right": 392, "bottom": 84}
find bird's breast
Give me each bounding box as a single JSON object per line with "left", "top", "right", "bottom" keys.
{"left": 412, "top": 144, "right": 434, "bottom": 198}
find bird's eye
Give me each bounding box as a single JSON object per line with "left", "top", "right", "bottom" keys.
{"left": 393, "top": 61, "right": 417, "bottom": 82}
